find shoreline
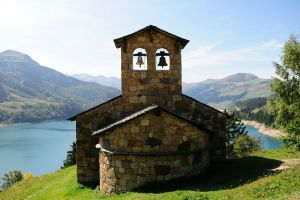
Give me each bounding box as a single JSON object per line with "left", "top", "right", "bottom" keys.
{"left": 0, "top": 122, "right": 30, "bottom": 128}
{"left": 242, "top": 120, "right": 287, "bottom": 138}
{"left": 0, "top": 120, "right": 74, "bottom": 128}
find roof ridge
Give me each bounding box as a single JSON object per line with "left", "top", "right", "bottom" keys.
{"left": 114, "top": 25, "right": 189, "bottom": 48}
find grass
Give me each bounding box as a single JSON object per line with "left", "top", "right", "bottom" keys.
{"left": 254, "top": 147, "right": 300, "bottom": 159}
{"left": 0, "top": 148, "right": 299, "bottom": 200}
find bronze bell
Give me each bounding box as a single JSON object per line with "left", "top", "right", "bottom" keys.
{"left": 136, "top": 55, "right": 144, "bottom": 67}
{"left": 158, "top": 55, "right": 168, "bottom": 68}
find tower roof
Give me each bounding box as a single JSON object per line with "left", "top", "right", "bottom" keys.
{"left": 114, "top": 25, "right": 189, "bottom": 49}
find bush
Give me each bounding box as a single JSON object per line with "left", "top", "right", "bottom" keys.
{"left": 61, "top": 142, "right": 76, "bottom": 168}
{"left": 0, "top": 170, "right": 23, "bottom": 191}
{"left": 233, "top": 135, "right": 262, "bottom": 157}
{"left": 282, "top": 132, "right": 300, "bottom": 151}
{"left": 23, "top": 172, "right": 33, "bottom": 181}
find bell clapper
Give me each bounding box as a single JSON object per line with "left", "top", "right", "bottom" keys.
{"left": 133, "top": 51, "right": 147, "bottom": 68}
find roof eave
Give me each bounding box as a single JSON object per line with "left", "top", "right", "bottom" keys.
{"left": 68, "top": 95, "right": 122, "bottom": 121}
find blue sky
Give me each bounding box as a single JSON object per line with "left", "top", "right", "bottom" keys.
{"left": 0, "top": 0, "right": 299, "bottom": 82}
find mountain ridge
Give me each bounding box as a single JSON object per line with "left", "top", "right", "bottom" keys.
{"left": 183, "top": 73, "right": 272, "bottom": 108}
{"left": 0, "top": 50, "right": 37, "bottom": 64}
{"left": 73, "top": 73, "right": 271, "bottom": 109}
{"left": 74, "top": 72, "right": 272, "bottom": 108}
{"left": 73, "top": 73, "right": 121, "bottom": 89}
{"left": 0, "top": 50, "right": 272, "bottom": 122}
{"left": 0, "top": 50, "right": 120, "bottom": 123}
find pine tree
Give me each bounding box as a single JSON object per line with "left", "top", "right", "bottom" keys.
{"left": 61, "top": 142, "right": 76, "bottom": 168}
{"left": 225, "top": 110, "right": 248, "bottom": 157}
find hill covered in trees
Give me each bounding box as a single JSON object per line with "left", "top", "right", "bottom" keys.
{"left": 227, "top": 97, "right": 274, "bottom": 126}
{"left": 183, "top": 73, "right": 272, "bottom": 108}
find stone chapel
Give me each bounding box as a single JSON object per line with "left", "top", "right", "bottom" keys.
{"left": 69, "top": 25, "right": 227, "bottom": 194}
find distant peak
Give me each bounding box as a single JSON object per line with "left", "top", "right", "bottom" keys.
{"left": 223, "top": 73, "right": 258, "bottom": 82}
{"left": 1, "top": 49, "right": 26, "bottom": 56}
{"left": 0, "top": 50, "right": 37, "bottom": 64}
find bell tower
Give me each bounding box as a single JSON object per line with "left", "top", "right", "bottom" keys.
{"left": 114, "top": 25, "right": 189, "bottom": 107}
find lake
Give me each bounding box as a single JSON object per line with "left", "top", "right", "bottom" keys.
{"left": 246, "top": 125, "right": 284, "bottom": 150}
{"left": 0, "top": 121, "right": 75, "bottom": 178}
{"left": 0, "top": 121, "right": 283, "bottom": 178}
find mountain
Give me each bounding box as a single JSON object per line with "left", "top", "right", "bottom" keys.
{"left": 73, "top": 72, "right": 272, "bottom": 109}
{"left": 73, "top": 74, "right": 121, "bottom": 89}
{"left": 183, "top": 73, "right": 272, "bottom": 108}
{"left": 0, "top": 50, "right": 120, "bottom": 123}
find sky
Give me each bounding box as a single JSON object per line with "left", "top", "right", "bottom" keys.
{"left": 0, "top": 0, "right": 299, "bottom": 82}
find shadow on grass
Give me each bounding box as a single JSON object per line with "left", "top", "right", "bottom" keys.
{"left": 133, "top": 156, "right": 283, "bottom": 193}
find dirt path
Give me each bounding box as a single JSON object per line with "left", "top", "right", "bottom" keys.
{"left": 281, "top": 158, "right": 300, "bottom": 167}
{"left": 270, "top": 158, "right": 300, "bottom": 172}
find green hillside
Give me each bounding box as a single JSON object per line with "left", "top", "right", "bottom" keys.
{"left": 1, "top": 148, "right": 299, "bottom": 200}
{"left": 0, "top": 50, "right": 120, "bottom": 123}
{"left": 183, "top": 73, "right": 272, "bottom": 109}
{"left": 227, "top": 97, "right": 275, "bottom": 126}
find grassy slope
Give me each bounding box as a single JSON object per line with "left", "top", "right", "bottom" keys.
{"left": 1, "top": 148, "right": 300, "bottom": 200}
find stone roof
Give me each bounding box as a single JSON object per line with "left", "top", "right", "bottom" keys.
{"left": 68, "top": 94, "right": 227, "bottom": 122}
{"left": 92, "top": 104, "right": 213, "bottom": 136}
{"left": 182, "top": 94, "right": 227, "bottom": 117}
{"left": 113, "top": 25, "right": 189, "bottom": 49}
{"left": 68, "top": 95, "right": 121, "bottom": 121}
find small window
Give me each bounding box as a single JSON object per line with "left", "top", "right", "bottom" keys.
{"left": 156, "top": 48, "right": 170, "bottom": 70}
{"left": 133, "top": 48, "right": 147, "bottom": 70}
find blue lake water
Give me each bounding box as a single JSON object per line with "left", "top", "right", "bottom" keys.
{"left": 246, "top": 125, "right": 284, "bottom": 150}
{"left": 0, "top": 121, "right": 283, "bottom": 178}
{"left": 0, "top": 121, "right": 75, "bottom": 178}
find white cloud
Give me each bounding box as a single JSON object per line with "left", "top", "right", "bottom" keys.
{"left": 259, "top": 39, "right": 283, "bottom": 50}
{"left": 182, "top": 39, "right": 283, "bottom": 82}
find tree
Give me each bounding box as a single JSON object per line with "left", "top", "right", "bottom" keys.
{"left": 0, "top": 170, "right": 23, "bottom": 191}
{"left": 233, "top": 135, "right": 262, "bottom": 157}
{"left": 61, "top": 142, "right": 76, "bottom": 168}
{"left": 268, "top": 35, "right": 300, "bottom": 150}
{"left": 225, "top": 110, "right": 248, "bottom": 157}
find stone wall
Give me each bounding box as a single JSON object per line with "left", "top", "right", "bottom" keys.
{"left": 75, "top": 97, "right": 122, "bottom": 185}
{"left": 98, "top": 110, "right": 210, "bottom": 194}
{"left": 75, "top": 94, "right": 226, "bottom": 185}
{"left": 121, "top": 30, "right": 182, "bottom": 106}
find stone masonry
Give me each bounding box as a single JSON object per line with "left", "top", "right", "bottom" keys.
{"left": 69, "top": 25, "right": 227, "bottom": 191}
{"left": 97, "top": 109, "right": 210, "bottom": 194}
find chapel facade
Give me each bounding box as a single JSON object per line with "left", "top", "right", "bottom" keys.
{"left": 69, "top": 25, "right": 227, "bottom": 194}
